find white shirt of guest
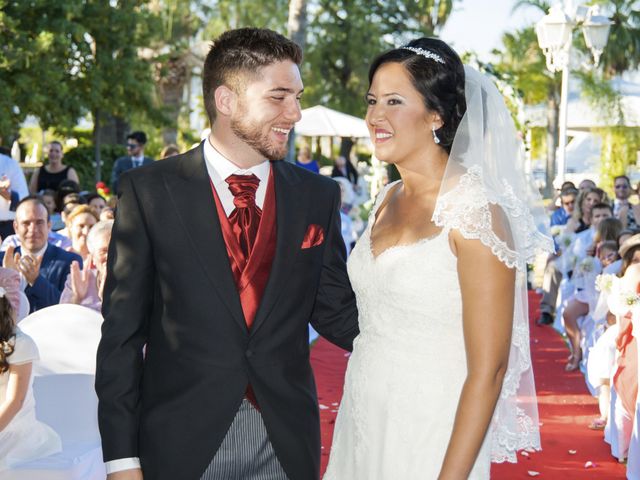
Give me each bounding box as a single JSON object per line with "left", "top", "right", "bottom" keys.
{"left": 571, "top": 227, "right": 595, "bottom": 262}
{"left": 0, "top": 153, "right": 28, "bottom": 199}
{"left": 104, "top": 140, "right": 270, "bottom": 475}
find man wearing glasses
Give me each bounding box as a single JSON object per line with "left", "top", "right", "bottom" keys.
{"left": 613, "top": 175, "right": 638, "bottom": 230}
{"left": 111, "top": 131, "right": 154, "bottom": 194}
{"left": 538, "top": 186, "right": 578, "bottom": 325}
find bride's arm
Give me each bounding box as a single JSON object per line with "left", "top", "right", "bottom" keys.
{"left": 438, "top": 230, "right": 515, "bottom": 480}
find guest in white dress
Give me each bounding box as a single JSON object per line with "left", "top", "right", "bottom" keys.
{"left": 324, "top": 38, "right": 552, "bottom": 479}
{"left": 0, "top": 284, "right": 61, "bottom": 470}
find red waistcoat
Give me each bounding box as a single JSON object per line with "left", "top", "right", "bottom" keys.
{"left": 210, "top": 167, "right": 277, "bottom": 330}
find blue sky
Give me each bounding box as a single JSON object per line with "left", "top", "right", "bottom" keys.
{"left": 439, "top": 0, "right": 544, "bottom": 61}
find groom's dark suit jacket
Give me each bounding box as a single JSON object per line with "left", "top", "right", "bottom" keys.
{"left": 96, "top": 143, "right": 359, "bottom": 480}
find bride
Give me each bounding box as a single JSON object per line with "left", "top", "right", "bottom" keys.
{"left": 324, "top": 38, "right": 553, "bottom": 479}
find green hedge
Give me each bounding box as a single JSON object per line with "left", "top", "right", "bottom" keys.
{"left": 63, "top": 144, "right": 127, "bottom": 191}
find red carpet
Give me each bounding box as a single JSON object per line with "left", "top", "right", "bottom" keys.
{"left": 310, "top": 292, "right": 628, "bottom": 478}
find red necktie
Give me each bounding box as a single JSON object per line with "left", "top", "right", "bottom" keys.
{"left": 226, "top": 174, "right": 261, "bottom": 266}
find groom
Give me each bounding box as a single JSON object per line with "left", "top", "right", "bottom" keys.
{"left": 96, "top": 28, "right": 359, "bottom": 480}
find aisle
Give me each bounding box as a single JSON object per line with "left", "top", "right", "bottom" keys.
{"left": 310, "top": 292, "right": 627, "bottom": 479}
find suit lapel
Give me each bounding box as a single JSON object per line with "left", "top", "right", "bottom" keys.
{"left": 162, "top": 143, "right": 246, "bottom": 331}
{"left": 250, "top": 161, "right": 308, "bottom": 337}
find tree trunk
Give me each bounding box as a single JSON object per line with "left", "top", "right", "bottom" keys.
{"left": 156, "top": 55, "right": 189, "bottom": 147}
{"left": 160, "top": 80, "right": 184, "bottom": 145}
{"left": 97, "top": 114, "right": 129, "bottom": 146}
{"left": 288, "top": 0, "right": 307, "bottom": 51}
{"left": 545, "top": 95, "right": 559, "bottom": 198}
{"left": 286, "top": 0, "right": 307, "bottom": 164}
{"left": 339, "top": 137, "right": 354, "bottom": 159}
{"left": 93, "top": 110, "right": 102, "bottom": 184}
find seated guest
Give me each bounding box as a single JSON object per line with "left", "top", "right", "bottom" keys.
{"left": 562, "top": 204, "right": 614, "bottom": 371}
{"left": 100, "top": 207, "right": 115, "bottom": 221}
{"left": 57, "top": 196, "right": 86, "bottom": 239}
{"left": 0, "top": 193, "right": 72, "bottom": 251}
{"left": 85, "top": 193, "right": 108, "bottom": 217}
{"left": 579, "top": 178, "right": 597, "bottom": 191}
{"left": 606, "top": 236, "right": 640, "bottom": 461}
{"left": 40, "top": 189, "right": 64, "bottom": 231}
{"left": 0, "top": 197, "right": 81, "bottom": 312}
{"left": 295, "top": 145, "right": 319, "bottom": 174}
{"left": 566, "top": 187, "right": 603, "bottom": 234}
{"left": 66, "top": 205, "right": 99, "bottom": 260}
{"left": 0, "top": 175, "right": 20, "bottom": 240}
{"left": 551, "top": 187, "right": 578, "bottom": 227}
{"left": 60, "top": 220, "right": 113, "bottom": 312}
{"left": 55, "top": 180, "right": 82, "bottom": 213}
{"left": 160, "top": 144, "right": 180, "bottom": 159}
{"left": 0, "top": 272, "right": 61, "bottom": 470}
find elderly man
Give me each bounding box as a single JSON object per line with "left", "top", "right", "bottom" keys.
{"left": 60, "top": 220, "right": 113, "bottom": 311}
{"left": 0, "top": 196, "right": 81, "bottom": 312}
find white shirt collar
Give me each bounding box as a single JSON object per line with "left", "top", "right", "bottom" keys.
{"left": 203, "top": 138, "right": 270, "bottom": 185}
{"left": 22, "top": 243, "right": 48, "bottom": 258}
{"left": 202, "top": 138, "right": 271, "bottom": 216}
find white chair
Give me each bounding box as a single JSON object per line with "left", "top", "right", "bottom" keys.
{"left": 1, "top": 304, "right": 106, "bottom": 480}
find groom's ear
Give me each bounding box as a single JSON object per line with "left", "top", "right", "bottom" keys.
{"left": 214, "top": 85, "right": 236, "bottom": 117}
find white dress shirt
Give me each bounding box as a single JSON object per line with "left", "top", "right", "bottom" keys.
{"left": 105, "top": 141, "right": 270, "bottom": 474}
{"left": 0, "top": 153, "right": 29, "bottom": 199}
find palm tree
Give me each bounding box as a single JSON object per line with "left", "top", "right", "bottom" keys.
{"left": 493, "top": 25, "right": 561, "bottom": 197}
{"left": 591, "top": 0, "right": 640, "bottom": 78}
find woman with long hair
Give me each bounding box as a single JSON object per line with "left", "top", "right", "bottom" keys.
{"left": 566, "top": 187, "right": 603, "bottom": 234}
{"left": 324, "top": 38, "right": 552, "bottom": 478}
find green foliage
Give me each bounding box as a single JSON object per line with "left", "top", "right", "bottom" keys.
{"left": 589, "top": 0, "right": 640, "bottom": 78}
{"left": 201, "top": 0, "right": 289, "bottom": 39}
{"left": 574, "top": 70, "right": 623, "bottom": 123}
{"left": 529, "top": 127, "right": 547, "bottom": 162}
{"left": 302, "top": 1, "right": 458, "bottom": 117}
{"left": 0, "top": 1, "right": 161, "bottom": 140}
{"left": 492, "top": 27, "right": 560, "bottom": 106}
{"left": 597, "top": 126, "right": 640, "bottom": 193}
{"left": 63, "top": 144, "right": 127, "bottom": 191}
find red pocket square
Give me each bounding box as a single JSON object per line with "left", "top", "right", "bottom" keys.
{"left": 301, "top": 224, "right": 325, "bottom": 249}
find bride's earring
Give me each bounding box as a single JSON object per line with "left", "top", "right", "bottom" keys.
{"left": 432, "top": 125, "right": 440, "bottom": 144}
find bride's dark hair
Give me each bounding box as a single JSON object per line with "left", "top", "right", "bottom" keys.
{"left": 0, "top": 295, "right": 15, "bottom": 374}
{"left": 368, "top": 38, "right": 466, "bottom": 154}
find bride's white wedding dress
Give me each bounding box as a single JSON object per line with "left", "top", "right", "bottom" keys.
{"left": 323, "top": 180, "right": 491, "bottom": 480}
{"left": 324, "top": 65, "right": 552, "bottom": 480}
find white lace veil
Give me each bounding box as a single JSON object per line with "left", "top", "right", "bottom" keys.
{"left": 432, "top": 65, "right": 554, "bottom": 462}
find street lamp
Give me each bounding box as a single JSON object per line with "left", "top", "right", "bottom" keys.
{"left": 535, "top": 2, "right": 612, "bottom": 188}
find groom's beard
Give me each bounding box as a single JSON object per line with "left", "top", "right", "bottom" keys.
{"left": 231, "top": 107, "right": 289, "bottom": 162}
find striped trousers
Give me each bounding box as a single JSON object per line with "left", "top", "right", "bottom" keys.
{"left": 200, "top": 399, "right": 289, "bottom": 480}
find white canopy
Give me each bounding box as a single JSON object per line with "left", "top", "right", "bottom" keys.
{"left": 295, "top": 105, "right": 370, "bottom": 138}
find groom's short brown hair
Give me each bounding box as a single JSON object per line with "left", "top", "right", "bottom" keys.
{"left": 203, "top": 28, "right": 303, "bottom": 124}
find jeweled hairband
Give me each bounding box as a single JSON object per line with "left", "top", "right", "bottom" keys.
{"left": 401, "top": 46, "right": 445, "bottom": 64}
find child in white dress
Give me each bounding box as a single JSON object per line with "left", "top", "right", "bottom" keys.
{"left": 0, "top": 285, "right": 61, "bottom": 470}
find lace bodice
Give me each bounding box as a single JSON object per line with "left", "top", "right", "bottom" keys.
{"left": 324, "top": 179, "right": 540, "bottom": 479}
